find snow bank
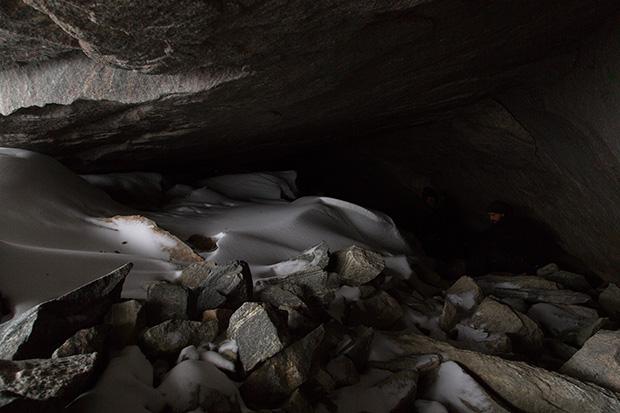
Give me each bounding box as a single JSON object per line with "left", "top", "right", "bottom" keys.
{"left": 0, "top": 148, "right": 416, "bottom": 318}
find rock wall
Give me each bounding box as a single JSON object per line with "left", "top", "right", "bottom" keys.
{"left": 349, "top": 23, "right": 620, "bottom": 281}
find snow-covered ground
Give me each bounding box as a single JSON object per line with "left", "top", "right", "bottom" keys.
{"left": 0, "top": 148, "right": 415, "bottom": 318}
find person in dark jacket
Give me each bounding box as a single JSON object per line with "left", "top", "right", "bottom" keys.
{"left": 467, "top": 201, "right": 534, "bottom": 276}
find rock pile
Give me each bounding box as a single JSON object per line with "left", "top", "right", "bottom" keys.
{"left": 1, "top": 244, "right": 620, "bottom": 412}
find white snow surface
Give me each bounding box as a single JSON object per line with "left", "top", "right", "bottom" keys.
{"left": 0, "top": 148, "right": 415, "bottom": 318}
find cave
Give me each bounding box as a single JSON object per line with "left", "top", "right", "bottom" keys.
{"left": 1, "top": 1, "right": 620, "bottom": 412}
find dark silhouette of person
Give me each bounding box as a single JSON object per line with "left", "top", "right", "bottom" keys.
{"left": 467, "top": 201, "right": 535, "bottom": 276}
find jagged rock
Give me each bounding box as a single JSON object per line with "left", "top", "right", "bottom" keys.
{"left": 369, "top": 354, "right": 441, "bottom": 374}
{"left": 52, "top": 325, "right": 110, "bottom": 358}
{"left": 542, "top": 270, "right": 592, "bottom": 292}
{"left": 561, "top": 330, "right": 620, "bottom": 393}
{"left": 103, "top": 299, "right": 146, "bottom": 347}
{"left": 396, "top": 333, "right": 620, "bottom": 412}
{"left": 0, "top": 353, "right": 99, "bottom": 412}
{"left": 0, "top": 263, "right": 131, "bottom": 360}
{"left": 258, "top": 267, "right": 339, "bottom": 308}
{"left": 537, "top": 263, "right": 560, "bottom": 276}
{"left": 464, "top": 297, "right": 543, "bottom": 351}
{"left": 438, "top": 276, "right": 484, "bottom": 331}
{"left": 201, "top": 308, "right": 234, "bottom": 331}
{"left": 527, "top": 303, "right": 607, "bottom": 346}
{"left": 348, "top": 290, "right": 403, "bottom": 329}
{"left": 452, "top": 324, "right": 512, "bottom": 355}
{"left": 326, "top": 355, "right": 360, "bottom": 388}
{"left": 180, "top": 261, "right": 253, "bottom": 313}
{"left": 270, "top": 242, "right": 331, "bottom": 274}
{"left": 475, "top": 275, "right": 590, "bottom": 304}
{"left": 333, "top": 245, "right": 385, "bottom": 286}
{"left": 141, "top": 319, "right": 218, "bottom": 357}
{"left": 240, "top": 325, "right": 325, "bottom": 409}
{"left": 226, "top": 302, "right": 287, "bottom": 374}
{"left": 258, "top": 286, "right": 315, "bottom": 334}
{"left": 330, "top": 368, "right": 418, "bottom": 413}
{"left": 146, "top": 281, "right": 189, "bottom": 322}
{"left": 599, "top": 283, "right": 620, "bottom": 319}
{"left": 420, "top": 360, "right": 509, "bottom": 413}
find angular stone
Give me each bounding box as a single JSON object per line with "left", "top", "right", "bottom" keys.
{"left": 180, "top": 261, "right": 253, "bottom": 312}
{"left": 0, "top": 353, "right": 99, "bottom": 412}
{"left": 561, "top": 330, "right": 620, "bottom": 393}
{"left": 52, "top": 325, "right": 110, "bottom": 358}
{"left": 438, "top": 276, "right": 484, "bottom": 332}
{"left": 348, "top": 290, "right": 403, "bottom": 330}
{"left": 270, "top": 242, "right": 331, "bottom": 275}
{"left": 527, "top": 303, "right": 606, "bottom": 346}
{"left": 226, "top": 302, "right": 287, "bottom": 374}
{"left": 465, "top": 297, "right": 543, "bottom": 351}
{"left": 258, "top": 286, "right": 315, "bottom": 333}
{"left": 475, "top": 275, "right": 590, "bottom": 304}
{"left": 599, "top": 283, "right": 620, "bottom": 319}
{"left": 326, "top": 355, "right": 360, "bottom": 388}
{"left": 542, "top": 271, "right": 592, "bottom": 292}
{"left": 141, "top": 319, "right": 218, "bottom": 357}
{"left": 146, "top": 281, "right": 189, "bottom": 322}
{"left": 0, "top": 263, "right": 131, "bottom": 360}
{"left": 537, "top": 263, "right": 560, "bottom": 276}
{"left": 369, "top": 354, "right": 441, "bottom": 374}
{"left": 258, "top": 267, "right": 339, "bottom": 308}
{"left": 333, "top": 245, "right": 385, "bottom": 286}
{"left": 397, "top": 334, "right": 620, "bottom": 413}
{"left": 339, "top": 326, "right": 375, "bottom": 372}
{"left": 103, "top": 299, "right": 146, "bottom": 347}
{"left": 240, "top": 325, "right": 325, "bottom": 409}
{"left": 453, "top": 324, "right": 512, "bottom": 355}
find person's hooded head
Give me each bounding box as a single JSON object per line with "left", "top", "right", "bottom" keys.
{"left": 486, "top": 201, "right": 511, "bottom": 224}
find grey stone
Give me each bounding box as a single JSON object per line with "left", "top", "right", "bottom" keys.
{"left": 561, "top": 330, "right": 620, "bottom": 393}
{"left": 527, "top": 303, "right": 607, "bottom": 346}
{"left": 0, "top": 353, "right": 99, "bottom": 412}
{"left": 599, "top": 283, "right": 620, "bottom": 319}
{"left": 271, "top": 242, "right": 331, "bottom": 274}
{"left": 258, "top": 286, "right": 315, "bottom": 334}
{"left": 325, "top": 355, "right": 360, "bottom": 388}
{"left": 369, "top": 354, "right": 441, "bottom": 374}
{"left": 103, "top": 299, "right": 146, "bottom": 347}
{"left": 258, "top": 267, "right": 338, "bottom": 307}
{"left": 180, "top": 261, "right": 253, "bottom": 312}
{"left": 439, "top": 276, "right": 484, "bottom": 332}
{"left": 333, "top": 245, "right": 385, "bottom": 286}
{"left": 475, "top": 275, "right": 590, "bottom": 304}
{"left": 537, "top": 263, "right": 560, "bottom": 276}
{"left": 452, "top": 324, "right": 513, "bottom": 355}
{"left": 339, "top": 326, "right": 375, "bottom": 372}
{"left": 348, "top": 290, "right": 403, "bottom": 330}
{"left": 240, "top": 325, "right": 325, "bottom": 409}
{"left": 464, "top": 297, "right": 543, "bottom": 351}
{"left": 0, "top": 263, "right": 131, "bottom": 360}
{"left": 397, "top": 334, "right": 620, "bottom": 413}
{"left": 141, "top": 319, "right": 218, "bottom": 357}
{"left": 52, "top": 325, "right": 110, "bottom": 358}
{"left": 542, "top": 271, "right": 592, "bottom": 292}
{"left": 146, "top": 281, "right": 189, "bottom": 322}
{"left": 226, "top": 302, "right": 287, "bottom": 374}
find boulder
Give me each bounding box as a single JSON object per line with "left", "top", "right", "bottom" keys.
{"left": 0, "top": 353, "right": 99, "bottom": 412}
{"left": 599, "top": 283, "right": 620, "bottom": 319}
{"left": 269, "top": 242, "right": 331, "bottom": 275}
{"left": 145, "top": 281, "right": 189, "bottom": 322}
{"left": 537, "top": 263, "right": 560, "bottom": 276}
{"left": 240, "top": 325, "right": 325, "bottom": 409}
{"left": 141, "top": 319, "right": 218, "bottom": 357}
{"left": 452, "top": 324, "right": 513, "bottom": 355}
{"left": 52, "top": 325, "right": 110, "bottom": 358}
{"left": 348, "top": 290, "right": 404, "bottom": 330}
{"left": 542, "top": 271, "right": 591, "bottom": 292}
{"left": 333, "top": 245, "right": 385, "bottom": 286}
{"left": 475, "top": 275, "right": 590, "bottom": 304}
{"left": 258, "top": 286, "right": 315, "bottom": 334}
{"left": 561, "top": 330, "right": 620, "bottom": 393}
{"left": 180, "top": 261, "right": 253, "bottom": 313}
{"left": 0, "top": 263, "right": 131, "bottom": 360}
{"left": 527, "top": 303, "right": 607, "bottom": 346}
{"left": 103, "top": 299, "right": 146, "bottom": 347}
{"left": 368, "top": 354, "right": 441, "bottom": 374}
{"left": 464, "top": 297, "right": 543, "bottom": 351}
{"left": 395, "top": 334, "right": 620, "bottom": 412}
{"left": 226, "top": 302, "right": 287, "bottom": 374}
{"left": 438, "top": 276, "right": 484, "bottom": 331}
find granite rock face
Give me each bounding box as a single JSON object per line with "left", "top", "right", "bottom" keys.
{"left": 0, "top": 263, "right": 131, "bottom": 360}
